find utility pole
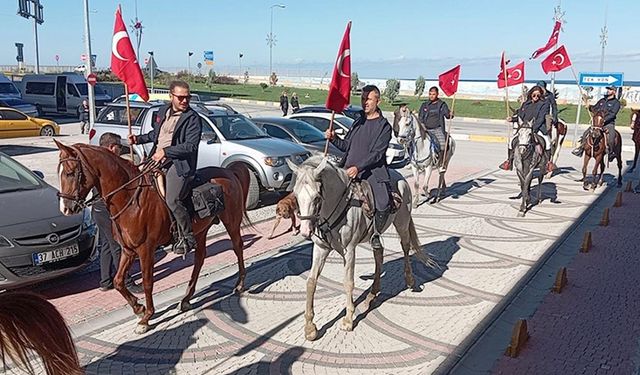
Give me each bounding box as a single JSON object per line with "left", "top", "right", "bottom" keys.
{"left": 188, "top": 51, "right": 193, "bottom": 75}
{"left": 597, "top": 0, "right": 609, "bottom": 98}
{"left": 17, "top": 0, "right": 44, "bottom": 74}
{"left": 83, "top": 0, "right": 96, "bottom": 130}
{"left": 148, "top": 51, "right": 154, "bottom": 93}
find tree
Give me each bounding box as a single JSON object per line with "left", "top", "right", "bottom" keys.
{"left": 243, "top": 70, "right": 250, "bottom": 84}
{"left": 269, "top": 72, "right": 278, "bottom": 86}
{"left": 206, "top": 69, "right": 217, "bottom": 90}
{"left": 383, "top": 79, "right": 400, "bottom": 103}
{"left": 260, "top": 82, "right": 268, "bottom": 92}
{"left": 351, "top": 72, "right": 360, "bottom": 94}
{"left": 414, "top": 75, "right": 425, "bottom": 99}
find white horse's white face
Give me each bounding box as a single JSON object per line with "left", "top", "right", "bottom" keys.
{"left": 396, "top": 111, "right": 416, "bottom": 145}
{"left": 286, "top": 158, "right": 327, "bottom": 239}
{"left": 516, "top": 120, "right": 534, "bottom": 147}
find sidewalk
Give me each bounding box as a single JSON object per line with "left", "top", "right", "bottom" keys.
{"left": 492, "top": 186, "right": 640, "bottom": 374}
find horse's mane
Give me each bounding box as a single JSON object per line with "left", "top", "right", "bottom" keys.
{"left": 301, "top": 155, "right": 349, "bottom": 185}
{"left": 73, "top": 143, "right": 139, "bottom": 179}
{"left": 0, "top": 292, "right": 82, "bottom": 375}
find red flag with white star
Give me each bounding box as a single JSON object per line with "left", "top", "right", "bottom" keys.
{"left": 439, "top": 65, "right": 461, "bottom": 97}
{"left": 325, "top": 21, "right": 351, "bottom": 113}
{"left": 541, "top": 45, "right": 572, "bottom": 74}
{"left": 531, "top": 21, "right": 562, "bottom": 59}
{"left": 110, "top": 6, "right": 148, "bottom": 101}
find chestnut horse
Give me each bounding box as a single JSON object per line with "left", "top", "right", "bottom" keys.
{"left": 55, "top": 141, "right": 250, "bottom": 334}
{"left": 629, "top": 109, "right": 640, "bottom": 172}
{"left": 579, "top": 112, "right": 622, "bottom": 190}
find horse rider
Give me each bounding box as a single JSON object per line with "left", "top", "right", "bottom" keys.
{"left": 536, "top": 80, "right": 558, "bottom": 133}
{"left": 572, "top": 86, "right": 621, "bottom": 159}
{"left": 128, "top": 80, "right": 203, "bottom": 255}
{"left": 325, "top": 85, "right": 392, "bottom": 251}
{"left": 418, "top": 87, "right": 454, "bottom": 166}
{"left": 499, "top": 85, "right": 555, "bottom": 173}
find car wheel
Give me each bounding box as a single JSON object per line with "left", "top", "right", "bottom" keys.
{"left": 40, "top": 125, "right": 55, "bottom": 137}
{"left": 246, "top": 169, "right": 260, "bottom": 210}
{"left": 35, "top": 104, "right": 43, "bottom": 117}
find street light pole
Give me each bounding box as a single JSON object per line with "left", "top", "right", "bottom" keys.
{"left": 83, "top": 0, "right": 96, "bottom": 130}
{"left": 148, "top": 51, "right": 154, "bottom": 93}
{"left": 267, "top": 4, "right": 285, "bottom": 77}
{"left": 188, "top": 51, "right": 193, "bottom": 75}
{"left": 33, "top": 11, "right": 40, "bottom": 74}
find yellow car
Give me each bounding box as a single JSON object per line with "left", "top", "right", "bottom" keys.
{"left": 0, "top": 107, "right": 59, "bottom": 138}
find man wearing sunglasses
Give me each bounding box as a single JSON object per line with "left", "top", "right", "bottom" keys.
{"left": 129, "top": 80, "right": 203, "bottom": 255}
{"left": 499, "top": 85, "right": 555, "bottom": 173}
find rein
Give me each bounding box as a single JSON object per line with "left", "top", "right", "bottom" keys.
{"left": 299, "top": 178, "right": 354, "bottom": 245}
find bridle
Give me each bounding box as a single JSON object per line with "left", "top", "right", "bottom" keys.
{"left": 297, "top": 177, "right": 354, "bottom": 243}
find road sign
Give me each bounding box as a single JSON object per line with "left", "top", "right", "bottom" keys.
{"left": 578, "top": 72, "right": 624, "bottom": 87}
{"left": 87, "top": 73, "right": 97, "bottom": 86}
{"left": 197, "top": 62, "right": 202, "bottom": 69}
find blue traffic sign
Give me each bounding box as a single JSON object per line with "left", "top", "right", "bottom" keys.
{"left": 578, "top": 72, "right": 624, "bottom": 87}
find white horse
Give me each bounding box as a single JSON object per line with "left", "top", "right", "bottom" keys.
{"left": 287, "top": 156, "right": 434, "bottom": 341}
{"left": 396, "top": 112, "right": 456, "bottom": 207}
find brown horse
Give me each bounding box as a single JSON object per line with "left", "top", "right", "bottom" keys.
{"left": 630, "top": 109, "right": 640, "bottom": 172}
{"left": 55, "top": 141, "right": 250, "bottom": 334}
{"left": 0, "top": 292, "right": 82, "bottom": 375}
{"left": 579, "top": 111, "right": 622, "bottom": 190}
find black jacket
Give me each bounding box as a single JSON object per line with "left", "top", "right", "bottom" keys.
{"left": 332, "top": 113, "right": 391, "bottom": 183}
{"left": 543, "top": 90, "right": 558, "bottom": 122}
{"left": 418, "top": 99, "right": 451, "bottom": 130}
{"left": 280, "top": 95, "right": 289, "bottom": 109}
{"left": 589, "top": 97, "right": 621, "bottom": 126}
{"left": 290, "top": 96, "right": 299, "bottom": 109}
{"left": 78, "top": 104, "right": 89, "bottom": 122}
{"left": 510, "top": 99, "right": 550, "bottom": 134}
{"left": 136, "top": 105, "right": 202, "bottom": 177}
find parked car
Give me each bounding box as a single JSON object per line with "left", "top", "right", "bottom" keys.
{"left": 252, "top": 117, "right": 344, "bottom": 165}
{"left": 0, "top": 98, "right": 38, "bottom": 117}
{"left": 0, "top": 74, "right": 21, "bottom": 100}
{"left": 288, "top": 112, "right": 406, "bottom": 166}
{"left": 0, "top": 152, "right": 98, "bottom": 289}
{"left": 0, "top": 107, "right": 59, "bottom": 138}
{"left": 90, "top": 102, "right": 310, "bottom": 209}
{"left": 293, "top": 104, "right": 363, "bottom": 121}
{"left": 20, "top": 73, "right": 112, "bottom": 116}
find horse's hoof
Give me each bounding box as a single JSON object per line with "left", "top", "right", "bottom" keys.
{"left": 234, "top": 284, "right": 245, "bottom": 295}
{"left": 340, "top": 318, "right": 354, "bottom": 332}
{"left": 179, "top": 301, "right": 192, "bottom": 312}
{"left": 133, "top": 305, "right": 145, "bottom": 318}
{"left": 134, "top": 324, "right": 150, "bottom": 334}
{"left": 405, "top": 276, "right": 416, "bottom": 290}
{"left": 517, "top": 211, "right": 525, "bottom": 217}
{"left": 304, "top": 323, "right": 318, "bottom": 341}
{"left": 363, "top": 293, "right": 376, "bottom": 310}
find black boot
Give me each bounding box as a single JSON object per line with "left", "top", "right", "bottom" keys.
{"left": 572, "top": 137, "right": 584, "bottom": 156}
{"left": 370, "top": 208, "right": 390, "bottom": 250}
{"left": 174, "top": 232, "right": 196, "bottom": 255}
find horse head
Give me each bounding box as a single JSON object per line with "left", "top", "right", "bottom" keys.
{"left": 516, "top": 118, "right": 534, "bottom": 147}
{"left": 396, "top": 111, "right": 416, "bottom": 146}
{"left": 631, "top": 109, "right": 640, "bottom": 129}
{"left": 592, "top": 110, "right": 605, "bottom": 128}
{"left": 55, "top": 140, "right": 101, "bottom": 216}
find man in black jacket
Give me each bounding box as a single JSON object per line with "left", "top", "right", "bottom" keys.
{"left": 128, "top": 81, "right": 202, "bottom": 254}
{"left": 418, "top": 87, "right": 453, "bottom": 166}
{"left": 572, "top": 86, "right": 621, "bottom": 159}
{"left": 536, "top": 80, "right": 558, "bottom": 133}
{"left": 325, "top": 85, "right": 392, "bottom": 250}
{"left": 280, "top": 91, "right": 289, "bottom": 116}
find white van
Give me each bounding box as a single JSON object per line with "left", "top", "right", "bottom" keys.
{"left": 20, "top": 73, "right": 111, "bottom": 116}
{"left": 0, "top": 74, "right": 22, "bottom": 100}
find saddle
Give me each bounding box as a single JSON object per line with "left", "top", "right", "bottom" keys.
{"left": 154, "top": 170, "right": 225, "bottom": 220}
{"left": 351, "top": 180, "right": 402, "bottom": 219}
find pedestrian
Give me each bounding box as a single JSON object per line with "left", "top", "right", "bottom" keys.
{"left": 418, "top": 87, "right": 454, "bottom": 166}
{"left": 290, "top": 92, "right": 300, "bottom": 113}
{"left": 280, "top": 91, "right": 289, "bottom": 116}
{"left": 129, "top": 80, "right": 202, "bottom": 255}
{"left": 498, "top": 85, "right": 555, "bottom": 173}
{"left": 94, "top": 132, "right": 141, "bottom": 292}
{"left": 572, "top": 86, "right": 621, "bottom": 159}
{"left": 78, "top": 99, "right": 89, "bottom": 134}
{"left": 325, "top": 85, "right": 392, "bottom": 250}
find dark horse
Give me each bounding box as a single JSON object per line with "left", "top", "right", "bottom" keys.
{"left": 629, "top": 109, "right": 640, "bottom": 172}
{"left": 55, "top": 141, "right": 250, "bottom": 334}
{"left": 0, "top": 292, "right": 82, "bottom": 375}
{"left": 513, "top": 119, "right": 549, "bottom": 216}
{"left": 578, "top": 111, "right": 623, "bottom": 190}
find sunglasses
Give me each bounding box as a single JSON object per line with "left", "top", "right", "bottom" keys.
{"left": 171, "top": 93, "right": 191, "bottom": 101}
{"left": 532, "top": 94, "right": 541, "bottom": 98}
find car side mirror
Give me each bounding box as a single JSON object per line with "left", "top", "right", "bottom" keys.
{"left": 335, "top": 128, "right": 345, "bottom": 135}
{"left": 32, "top": 170, "right": 44, "bottom": 179}
{"left": 202, "top": 132, "right": 218, "bottom": 144}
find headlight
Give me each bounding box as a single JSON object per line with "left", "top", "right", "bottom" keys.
{"left": 0, "top": 235, "right": 14, "bottom": 248}
{"left": 264, "top": 156, "right": 285, "bottom": 167}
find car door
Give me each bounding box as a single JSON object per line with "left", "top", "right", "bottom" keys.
{"left": 198, "top": 116, "right": 223, "bottom": 168}
{"left": 0, "top": 109, "right": 37, "bottom": 138}
{"left": 261, "top": 124, "right": 297, "bottom": 144}
{"left": 66, "top": 83, "right": 82, "bottom": 113}
{"left": 55, "top": 76, "right": 67, "bottom": 113}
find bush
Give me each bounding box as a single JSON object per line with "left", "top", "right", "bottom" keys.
{"left": 383, "top": 79, "right": 400, "bottom": 103}
{"left": 95, "top": 69, "right": 120, "bottom": 82}
{"left": 260, "top": 82, "right": 268, "bottom": 92}
{"left": 214, "top": 75, "right": 239, "bottom": 85}
{"left": 414, "top": 76, "right": 425, "bottom": 98}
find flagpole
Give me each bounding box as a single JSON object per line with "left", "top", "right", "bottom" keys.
{"left": 503, "top": 54, "right": 511, "bottom": 147}
{"left": 124, "top": 83, "right": 134, "bottom": 161}
{"left": 442, "top": 94, "right": 456, "bottom": 170}
{"left": 324, "top": 110, "right": 335, "bottom": 156}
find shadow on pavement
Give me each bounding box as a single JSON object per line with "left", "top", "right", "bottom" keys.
{"left": 83, "top": 319, "right": 208, "bottom": 375}
{"left": 418, "top": 177, "right": 495, "bottom": 207}
{"left": 225, "top": 346, "right": 304, "bottom": 375}
{"left": 0, "top": 144, "right": 57, "bottom": 156}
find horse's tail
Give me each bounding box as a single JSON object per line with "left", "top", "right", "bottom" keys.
{"left": 408, "top": 217, "right": 439, "bottom": 269}
{"left": 0, "top": 292, "right": 82, "bottom": 375}
{"left": 228, "top": 163, "right": 254, "bottom": 230}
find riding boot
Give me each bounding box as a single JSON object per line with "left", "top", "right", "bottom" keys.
{"left": 370, "top": 208, "right": 390, "bottom": 251}
{"left": 499, "top": 148, "right": 514, "bottom": 171}
{"left": 545, "top": 150, "right": 556, "bottom": 173}
{"left": 572, "top": 137, "right": 584, "bottom": 157}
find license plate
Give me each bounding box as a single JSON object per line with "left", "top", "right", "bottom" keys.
{"left": 32, "top": 244, "right": 80, "bottom": 265}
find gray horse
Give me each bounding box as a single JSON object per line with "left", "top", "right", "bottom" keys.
{"left": 287, "top": 156, "right": 434, "bottom": 341}
{"left": 513, "top": 119, "right": 548, "bottom": 216}
{"left": 396, "top": 112, "right": 456, "bottom": 207}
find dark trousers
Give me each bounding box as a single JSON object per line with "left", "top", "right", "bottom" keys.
{"left": 166, "top": 164, "right": 194, "bottom": 238}
{"left": 282, "top": 106, "right": 288, "bottom": 116}
{"left": 581, "top": 123, "right": 615, "bottom": 151}
{"left": 367, "top": 176, "right": 390, "bottom": 212}
{"left": 93, "top": 203, "right": 132, "bottom": 287}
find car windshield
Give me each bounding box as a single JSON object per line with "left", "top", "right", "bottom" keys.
{"left": 207, "top": 115, "right": 269, "bottom": 140}
{"left": 284, "top": 120, "right": 326, "bottom": 143}
{"left": 0, "top": 83, "right": 20, "bottom": 95}
{"left": 335, "top": 116, "right": 354, "bottom": 128}
{"left": 0, "top": 154, "right": 42, "bottom": 193}
{"left": 75, "top": 83, "right": 88, "bottom": 96}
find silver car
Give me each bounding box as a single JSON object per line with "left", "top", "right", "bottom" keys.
{"left": 90, "top": 102, "right": 310, "bottom": 209}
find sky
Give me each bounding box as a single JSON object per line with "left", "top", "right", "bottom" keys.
{"left": 1, "top": 0, "right": 638, "bottom": 81}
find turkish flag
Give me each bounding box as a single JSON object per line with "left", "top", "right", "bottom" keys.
{"left": 110, "top": 6, "right": 148, "bottom": 101}
{"left": 497, "top": 61, "right": 525, "bottom": 89}
{"left": 439, "top": 65, "right": 461, "bottom": 97}
{"left": 541, "top": 45, "right": 572, "bottom": 74}
{"left": 531, "top": 21, "right": 561, "bottom": 59}
{"left": 325, "top": 21, "right": 351, "bottom": 113}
